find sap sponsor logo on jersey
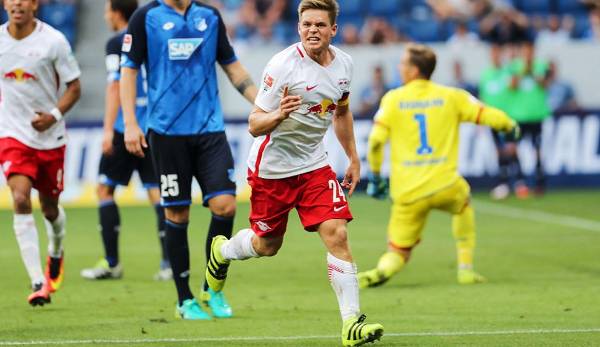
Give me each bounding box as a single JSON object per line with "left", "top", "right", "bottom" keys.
{"left": 122, "top": 34, "right": 132, "bottom": 52}
{"left": 3, "top": 69, "right": 37, "bottom": 82}
{"left": 168, "top": 38, "right": 204, "bottom": 60}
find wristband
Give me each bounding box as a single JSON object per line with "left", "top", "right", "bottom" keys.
{"left": 50, "top": 108, "right": 63, "bottom": 122}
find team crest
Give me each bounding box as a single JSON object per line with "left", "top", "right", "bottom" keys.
{"left": 196, "top": 18, "right": 208, "bottom": 32}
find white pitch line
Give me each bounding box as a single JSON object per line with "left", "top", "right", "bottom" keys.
{"left": 473, "top": 199, "right": 600, "bottom": 233}
{"left": 1, "top": 328, "right": 600, "bottom": 346}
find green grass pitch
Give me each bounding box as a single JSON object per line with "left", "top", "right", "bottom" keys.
{"left": 1, "top": 190, "right": 600, "bottom": 346}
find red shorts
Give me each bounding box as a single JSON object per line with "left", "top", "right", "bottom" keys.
{"left": 248, "top": 166, "right": 353, "bottom": 237}
{"left": 0, "top": 137, "right": 65, "bottom": 198}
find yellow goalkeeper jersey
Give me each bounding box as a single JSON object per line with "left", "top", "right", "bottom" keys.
{"left": 369, "top": 79, "right": 516, "bottom": 204}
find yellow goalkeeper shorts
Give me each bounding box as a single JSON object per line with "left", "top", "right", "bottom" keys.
{"left": 387, "top": 177, "right": 471, "bottom": 249}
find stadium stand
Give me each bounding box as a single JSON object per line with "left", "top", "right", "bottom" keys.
{"left": 0, "top": 0, "right": 77, "bottom": 46}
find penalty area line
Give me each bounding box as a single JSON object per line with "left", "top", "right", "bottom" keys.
{"left": 1, "top": 328, "right": 600, "bottom": 345}
{"left": 473, "top": 199, "right": 600, "bottom": 233}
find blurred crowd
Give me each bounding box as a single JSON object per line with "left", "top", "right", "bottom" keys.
{"left": 200, "top": 0, "right": 600, "bottom": 46}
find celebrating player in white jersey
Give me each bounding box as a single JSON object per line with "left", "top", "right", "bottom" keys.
{"left": 205, "top": 1, "right": 383, "bottom": 345}
{"left": 0, "top": 0, "right": 81, "bottom": 306}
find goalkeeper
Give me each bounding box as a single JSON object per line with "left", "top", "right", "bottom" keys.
{"left": 359, "top": 44, "right": 519, "bottom": 288}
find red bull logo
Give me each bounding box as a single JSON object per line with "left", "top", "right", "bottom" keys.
{"left": 308, "top": 99, "right": 337, "bottom": 118}
{"left": 3, "top": 69, "right": 37, "bottom": 82}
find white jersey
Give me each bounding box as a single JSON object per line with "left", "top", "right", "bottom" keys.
{"left": 0, "top": 20, "right": 81, "bottom": 150}
{"left": 249, "top": 43, "right": 353, "bottom": 179}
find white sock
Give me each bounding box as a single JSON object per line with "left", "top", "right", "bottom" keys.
{"left": 14, "top": 214, "right": 44, "bottom": 287}
{"left": 221, "top": 228, "right": 259, "bottom": 260}
{"left": 327, "top": 253, "right": 360, "bottom": 321}
{"left": 45, "top": 206, "right": 66, "bottom": 258}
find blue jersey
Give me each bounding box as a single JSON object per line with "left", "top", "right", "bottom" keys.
{"left": 120, "top": 0, "right": 237, "bottom": 136}
{"left": 105, "top": 32, "right": 148, "bottom": 133}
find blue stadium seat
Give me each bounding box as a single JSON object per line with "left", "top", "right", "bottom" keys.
{"left": 38, "top": 3, "right": 77, "bottom": 46}
{"left": 367, "top": 0, "right": 403, "bottom": 17}
{"left": 557, "top": 0, "right": 587, "bottom": 14}
{"left": 515, "top": 0, "right": 552, "bottom": 14}
{"left": 339, "top": 0, "right": 364, "bottom": 16}
{"left": 572, "top": 14, "right": 591, "bottom": 39}
{"left": 0, "top": 10, "right": 7, "bottom": 24}
{"left": 407, "top": 19, "right": 443, "bottom": 42}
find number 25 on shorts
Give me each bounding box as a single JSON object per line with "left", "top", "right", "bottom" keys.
{"left": 161, "top": 174, "right": 179, "bottom": 197}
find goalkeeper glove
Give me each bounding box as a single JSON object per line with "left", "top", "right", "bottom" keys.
{"left": 504, "top": 124, "right": 521, "bottom": 142}
{"left": 367, "top": 173, "right": 389, "bottom": 200}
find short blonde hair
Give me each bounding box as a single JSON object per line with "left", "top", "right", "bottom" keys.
{"left": 298, "top": 0, "right": 339, "bottom": 25}
{"left": 406, "top": 43, "right": 437, "bottom": 79}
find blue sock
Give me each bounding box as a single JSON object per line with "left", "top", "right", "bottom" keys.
{"left": 99, "top": 200, "right": 120, "bottom": 267}
{"left": 166, "top": 220, "right": 193, "bottom": 305}
{"left": 154, "top": 204, "right": 169, "bottom": 268}
{"left": 204, "top": 214, "right": 234, "bottom": 291}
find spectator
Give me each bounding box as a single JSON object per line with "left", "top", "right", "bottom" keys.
{"left": 361, "top": 17, "right": 403, "bottom": 45}
{"left": 546, "top": 61, "right": 578, "bottom": 113}
{"left": 359, "top": 65, "right": 390, "bottom": 116}
{"left": 451, "top": 60, "right": 478, "bottom": 97}
{"left": 341, "top": 23, "right": 361, "bottom": 45}
{"left": 447, "top": 20, "right": 480, "bottom": 58}
{"left": 584, "top": 8, "right": 600, "bottom": 41}
{"left": 480, "top": 5, "right": 530, "bottom": 45}
{"left": 536, "top": 15, "right": 573, "bottom": 46}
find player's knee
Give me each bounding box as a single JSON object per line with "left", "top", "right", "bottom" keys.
{"left": 41, "top": 204, "right": 59, "bottom": 222}
{"left": 208, "top": 196, "right": 236, "bottom": 218}
{"left": 11, "top": 191, "right": 31, "bottom": 213}
{"left": 165, "top": 206, "right": 190, "bottom": 224}
{"left": 255, "top": 243, "right": 280, "bottom": 257}
{"left": 97, "top": 184, "right": 114, "bottom": 201}
{"left": 211, "top": 203, "right": 236, "bottom": 218}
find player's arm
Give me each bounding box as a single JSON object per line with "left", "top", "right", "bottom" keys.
{"left": 120, "top": 9, "right": 148, "bottom": 158}
{"left": 120, "top": 67, "right": 146, "bottom": 158}
{"left": 457, "top": 89, "right": 517, "bottom": 134}
{"left": 366, "top": 96, "right": 392, "bottom": 200}
{"left": 103, "top": 81, "right": 120, "bottom": 155}
{"left": 332, "top": 96, "right": 360, "bottom": 196}
{"left": 249, "top": 86, "right": 301, "bottom": 137}
{"left": 221, "top": 61, "right": 258, "bottom": 104}
{"left": 102, "top": 39, "right": 123, "bottom": 155}
{"left": 32, "top": 35, "right": 82, "bottom": 132}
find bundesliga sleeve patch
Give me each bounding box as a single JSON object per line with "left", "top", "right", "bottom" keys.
{"left": 122, "top": 34, "right": 132, "bottom": 53}
{"left": 263, "top": 73, "right": 274, "bottom": 92}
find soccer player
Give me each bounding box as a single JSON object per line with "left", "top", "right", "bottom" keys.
{"left": 80, "top": 0, "right": 171, "bottom": 282}
{"left": 358, "top": 44, "right": 519, "bottom": 289}
{"left": 205, "top": 1, "right": 384, "bottom": 345}
{"left": 120, "top": 0, "right": 257, "bottom": 320}
{"left": 0, "top": 0, "right": 81, "bottom": 306}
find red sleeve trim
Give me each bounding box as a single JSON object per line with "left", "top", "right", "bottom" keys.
{"left": 374, "top": 120, "right": 389, "bottom": 129}
{"left": 475, "top": 106, "right": 484, "bottom": 125}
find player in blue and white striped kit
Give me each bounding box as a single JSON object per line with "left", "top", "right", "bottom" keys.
{"left": 120, "top": 0, "right": 257, "bottom": 320}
